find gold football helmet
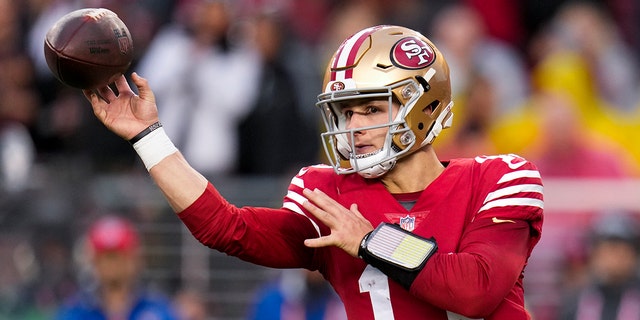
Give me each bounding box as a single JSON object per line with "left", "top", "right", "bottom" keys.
{"left": 317, "top": 25, "right": 453, "bottom": 178}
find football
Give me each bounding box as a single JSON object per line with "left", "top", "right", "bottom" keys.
{"left": 44, "top": 8, "right": 134, "bottom": 89}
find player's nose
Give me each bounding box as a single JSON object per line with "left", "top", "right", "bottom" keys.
{"left": 345, "top": 114, "right": 367, "bottom": 132}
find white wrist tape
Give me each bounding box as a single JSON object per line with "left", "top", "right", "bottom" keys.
{"left": 132, "top": 127, "right": 178, "bottom": 170}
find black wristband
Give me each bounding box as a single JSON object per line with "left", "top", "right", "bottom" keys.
{"left": 359, "top": 223, "right": 437, "bottom": 290}
{"left": 358, "top": 231, "right": 373, "bottom": 258}
{"left": 129, "top": 122, "right": 162, "bottom": 144}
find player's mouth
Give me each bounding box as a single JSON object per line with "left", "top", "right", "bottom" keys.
{"left": 354, "top": 143, "right": 373, "bottom": 154}
{"left": 353, "top": 146, "right": 381, "bottom": 159}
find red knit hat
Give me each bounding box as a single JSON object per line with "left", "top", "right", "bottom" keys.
{"left": 88, "top": 215, "right": 139, "bottom": 254}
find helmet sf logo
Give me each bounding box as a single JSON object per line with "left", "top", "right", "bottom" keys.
{"left": 331, "top": 81, "right": 345, "bottom": 91}
{"left": 391, "top": 37, "right": 436, "bottom": 70}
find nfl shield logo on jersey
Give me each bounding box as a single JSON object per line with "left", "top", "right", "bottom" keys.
{"left": 399, "top": 215, "right": 416, "bottom": 231}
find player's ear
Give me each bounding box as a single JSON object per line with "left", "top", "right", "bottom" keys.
{"left": 422, "top": 101, "right": 438, "bottom": 117}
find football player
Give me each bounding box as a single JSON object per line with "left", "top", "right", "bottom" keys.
{"left": 85, "top": 25, "right": 544, "bottom": 319}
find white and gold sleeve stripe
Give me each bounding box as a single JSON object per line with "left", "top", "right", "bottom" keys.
{"left": 283, "top": 190, "right": 321, "bottom": 237}
{"left": 479, "top": 170, "right": 544, "bottom": 213}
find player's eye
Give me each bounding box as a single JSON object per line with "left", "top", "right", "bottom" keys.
{"left": 366, "top": 106, "right": 380, "bottom": 114}
{"left": 343, "top": 110, "right": 354, "bottom": 119}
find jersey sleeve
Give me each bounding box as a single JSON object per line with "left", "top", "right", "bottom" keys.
{"left": 177, "top": 182, "right": 320, "bottom": 269}
{"left": 473, "top": 154, "right": 544, "bottom": 237}
{"left": 281, "top": 165, "right": 336, "bottom": 238}
{"left": 411, "top": 155, "right": 544, "bottom": 318}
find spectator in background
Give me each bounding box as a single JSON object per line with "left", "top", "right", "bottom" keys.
{"left": 463, "top": 0, "right": 526, "bottom": 50}
{"left": 56, "top": 215, "right": 178, "bottom": 320}
{"left": 0, "top": 68, "right": 37, "bottom": 193}
{"left": 0, "top": 0, "right": 38, "bottom": 193}
{"left": 172, "top": 288, "right": 209, "bottom": 320}
{"left": 560, "top": 212, "right": 640, "bottom": 320}
{"left": 382, "top": 0, "right": 449, "bottom": 37}
{"left": 136, "top": 0, "right": 261, "bottom": 177}
{"left": 529, "top": 1, "right": 639, "bottom": 112}
{"left": 236, "top": 8, "right": 319, "bottom": 175}
{"left": 490, "top": 46, "right": 640, "bottom": 172}
{"left": 606, "top": 0, "right": 640, "bottom": 58}
{"left": 527, "top": 90, "right": 637, "bottom": 178}
{"left": 0, "top": 224, "right": 77, "bottom": 320}
{"left": 248, "top": 269, "right": 346, "bottom": 320}
{"left": 431, "top": 3, "right": 530, "bottom": 117}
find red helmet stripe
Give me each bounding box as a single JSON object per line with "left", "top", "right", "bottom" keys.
{"left": 331, "top": 26, "right": 384, "bottom": 82}
{"left": 330, "top": 43, "right": 346, "bottom": 81}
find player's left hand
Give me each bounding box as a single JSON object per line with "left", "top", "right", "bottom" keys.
{"left": 302, "top": 188, "right": 374, "bottom": 257}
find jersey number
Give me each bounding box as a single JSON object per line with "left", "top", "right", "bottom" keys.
{"left": 359, "top": 266, "right": 479, "bottom": 320}
{"left": 359, "top": 265, "right": 395, "bottom": 319}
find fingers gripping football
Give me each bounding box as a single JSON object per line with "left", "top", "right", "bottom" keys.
{"left": 302, "top": 188, "right": 374, "bottom": 257}
{"left": 83, "top": 73, "right": 159, "bottom": 140}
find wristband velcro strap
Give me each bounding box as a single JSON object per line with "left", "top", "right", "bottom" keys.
{"left": 359, "top": 223, "right": 437, "bottom": 289}
{"left": 129, "top": 121, "right": 163, "bottom": 144}
{"left": 132, "top": 127, "right": 178, "bottom": 170}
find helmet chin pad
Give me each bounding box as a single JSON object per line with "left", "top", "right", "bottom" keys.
{"left": 352, "top": 154, "right": 397, "bottom": 178}
{"left": 357, "top": 161, "right": 397, "bottom": 178}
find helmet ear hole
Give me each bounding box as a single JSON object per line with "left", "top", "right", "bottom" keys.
{"left": 423, "top": 100, "right": 439, "bottom": 116}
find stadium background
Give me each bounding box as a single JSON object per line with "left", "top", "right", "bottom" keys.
{"left": 1, "top": 0, "right": 639, "bottom": 319}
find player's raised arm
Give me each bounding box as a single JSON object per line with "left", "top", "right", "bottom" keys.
{"left": 84, "top": 73, "right": 208, "bottom": 212}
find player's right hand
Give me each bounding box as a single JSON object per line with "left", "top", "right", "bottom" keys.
{"left": 83, "top": 72, "right": 159, "bottom": 141}
{"left": 302, "top": 188, "right": 374, "bottom": 257}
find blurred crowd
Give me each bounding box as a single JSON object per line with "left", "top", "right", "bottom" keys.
{"left": 1, "top": 0, "right": 640, "bottom": 319}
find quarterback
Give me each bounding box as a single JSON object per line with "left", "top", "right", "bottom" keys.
{"left": 85, "top": 25, "right": 543, "bottom": 319}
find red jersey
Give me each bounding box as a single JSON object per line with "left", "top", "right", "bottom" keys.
{"left": 179, "top": 155, "right": 544, "bottom": 320}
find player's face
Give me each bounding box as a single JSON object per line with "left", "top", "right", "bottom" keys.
{"left": 339, "top": 99, "right": 400, "bottom": 155}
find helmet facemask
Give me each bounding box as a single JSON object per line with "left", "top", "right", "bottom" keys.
{"left": 317, "top": 79, "right": 423, "bottom": 178}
